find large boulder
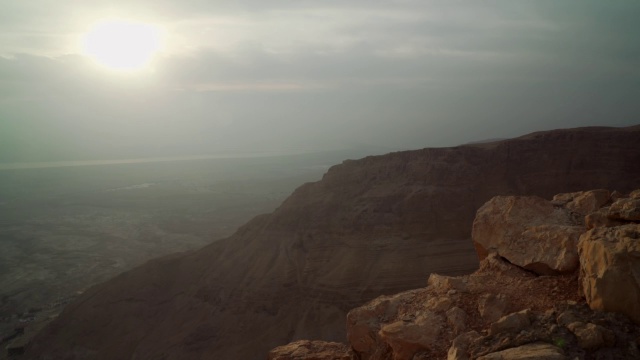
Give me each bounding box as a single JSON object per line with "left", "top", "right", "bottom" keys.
{"left": 472, "top": 196, "right": 583, "bottom": 275}
{"left": 578, "top": 224, "right": 640, "bottom": 324}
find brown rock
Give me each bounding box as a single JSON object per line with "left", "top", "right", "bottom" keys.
{"left": 610, "top": 190, "right": 625, "bottom": 201}
{"left": 426, "top": 296, "right": 453, "bottom": 312}
{"left": 578, "top": 224, "right": 640, "bottom": 324}
{"left": 478, "top": 293, "right": 508, "bottom": 323}
{"left": 268, "top": 340, "right": 354, "bottom": 360}
{"left": 551, "top": 192, "right": 581, "bottom": 206}
{"left": 428, "top": 274, "right": 469, "bottom": 293}
{"left": 607, "top": 196, "right": 640, "bottom": 221}
{"left": 489, "top": 309, "right": 532, "bottom": 336}
{"left": 346, "top": 293, "right": 404, "bottom": 356}
{"left": 447, "top": 331, "right": 481, "bottom": 360}
{"left": 585, "top": 208, "right": 624, "bottom": 230}
{"left": 378, "top": 311, "right": 443, "bottom": 360}
{"left": 556, "top": 310, "right": 580, "bottom": 327}
{"left": 477, "top": 253, "right": 533, "bottom": 277}
{"left": 566, "top": 322, "right": 615, "bottom": 350}
{"left": 477, "top": 342, "right": 566, "bottom": 360}
{"left": 472, "top": 196, "right": 583, "bottom": 275}
{"left": 564, "top": 189, "right": 611, "bottom": 215}
{"left": 446, "top": 307, "right": 468, "bottom": 335}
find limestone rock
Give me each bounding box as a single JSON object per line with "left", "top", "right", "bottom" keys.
{"left": 566, "top": 322, "right": 615, "bottom": 350}
{"left": 346, "top": 293, "right": 403, "bottom": 356}
{"left": 378, "top": 311, "right": 443, "bottom": 360}
{"left": 489, "top": 309, "right": 532, "bottom": 336}
{"left": 477, "top": 253, "right": 533, "bottom": 277}
{"left": 578, "top": 224, "right": 640, "bottom": 324}
{"left": 551, "top": 192, "right": 581, "bottom": 206}
{"left": 268, "top": 340, "right": 354, "bottom": 360}
{"left": 472, "top": 196, "right": 583, "bottom": 275}
{"left": 428, "top": 274, "right": 469, "bottom": 293}
{"left": 446, "top": 307, "right": 468, "bottom": 335}
{"left": 478, "top": 293, "right": 508, "bottom": 323}
{"left": 447, "top": 331, "right": 481, "bottom": 360}
{"left": 477, "top": 342, "right": 566, "bottom": 360}
{"left": 563, "top": 189, "right": 610, "bottom": 215}
{"left": 556, "top": 310, "right": 580, "bottom": 327}
{"left": 426, "top": 296, "right": 453, "bottom": 312}
{"left": 585, "top": 208, "right": 624, "bottom": 230}
{"left": 607, "top": 197, "right": 640, "bottom": 221}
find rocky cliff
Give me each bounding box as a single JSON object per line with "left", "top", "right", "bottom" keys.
{"left": 270, "top": 189, "right": 640, "bottom": 359}
{"left": 24, "top": 125, "right": 640, "bottom": 360}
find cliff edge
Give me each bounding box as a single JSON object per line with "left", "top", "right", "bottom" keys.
{"left": 24, "top": 125, "right": 640, "bottom": 359}
{"left": 271, "top": 189, "right": 640, "bottom": 359}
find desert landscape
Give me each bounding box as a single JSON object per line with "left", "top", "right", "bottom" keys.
{"left": 2, "top": 1, "right": 640, "bottom": 359}
{"left": 0, "top": 150, "right": 374, "bottom": 353}
{"left": 19, "top": 125, "right": 640, "bottom": 359}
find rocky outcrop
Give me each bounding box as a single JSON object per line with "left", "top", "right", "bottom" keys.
{"left": 472, "top": 195, "right": 585, "bottom": 274}
{"left": 579, "top": 224, "right": 640, "bottom": 324}
{"left": 24, "top": 126, "right": 640, "bottom": 360}
{"left": 343, "top": 253, "right": 585, "bottom": 359}
{"left": 274, "top": 189, "right": 640, "bottom": 360}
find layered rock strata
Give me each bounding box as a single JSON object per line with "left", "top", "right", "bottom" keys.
{"left": 24, "top": 126, "right": 640, "bottom": 360}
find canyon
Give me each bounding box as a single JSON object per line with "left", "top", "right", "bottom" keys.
{"left": 22, "top": 125, "right": 640, "bottom": 359}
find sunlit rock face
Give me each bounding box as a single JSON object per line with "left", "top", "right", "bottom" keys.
{"left": 472, "top": 195, "right": 584, "bottom": 275}
{"left": 579, "top": 223, "right": 640, "bottom": 324}
{"left": 24, "top": 125, "right": 640, "bottom": 360}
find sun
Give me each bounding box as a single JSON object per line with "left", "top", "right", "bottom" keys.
{"left": 82, "top": 19, "right": 163, "bottom": 71}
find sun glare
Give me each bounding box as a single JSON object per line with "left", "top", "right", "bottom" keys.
{"left": 82, "top": 19, "right": 163, "bottom": 72}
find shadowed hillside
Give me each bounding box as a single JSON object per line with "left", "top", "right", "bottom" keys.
{"left": 25, "top": 125, "right": 640, "bottom": 360}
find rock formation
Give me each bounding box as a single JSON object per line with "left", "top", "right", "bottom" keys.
{"left": 24, "top": 125, "right": 640, "bottom": 360}
{"left": 472, "top": 195, "right": 584, "bottom": 274}
{"left": 270, "top": 189, "right": 640, "bottom": 359}
{"left": 579, "top": 225, "right": 640, "bottom": 323}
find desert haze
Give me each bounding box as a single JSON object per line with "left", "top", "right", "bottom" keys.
{"left": 2, "top": 1, "right": 640, "bottom": 359}
{"left": 20, "top": 125, "right": 640, "bottom": 359}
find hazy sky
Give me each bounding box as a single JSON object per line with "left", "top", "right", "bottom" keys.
{"left": 1, "top": 1, "right": 639, "bottom": 161}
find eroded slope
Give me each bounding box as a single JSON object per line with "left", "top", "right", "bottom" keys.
{"left": 25, "top": 125, "right": 640, "bottom": 359}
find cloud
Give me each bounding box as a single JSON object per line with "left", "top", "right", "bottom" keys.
{"left": 0, "top": 1, "right": 639, "bottom": 162}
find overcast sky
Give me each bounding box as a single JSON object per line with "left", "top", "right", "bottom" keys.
{"left": 1, "top": 1, "right": 639, "bottom": 162}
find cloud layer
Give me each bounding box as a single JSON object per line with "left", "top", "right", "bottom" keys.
{"left": 1, "top": 1, "right": 639, "bottom": 161}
